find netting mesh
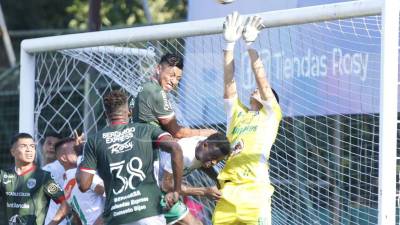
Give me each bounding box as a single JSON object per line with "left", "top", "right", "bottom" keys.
{"left": 31, "top": 15, "right": 396, "bottom": 225}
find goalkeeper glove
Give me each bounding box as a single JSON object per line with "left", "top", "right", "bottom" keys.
{"left": 243, "top": 15, "right": 264, "bottom": 47}
{"left": 223, "top": 11, "right": 243, "bottom": 51}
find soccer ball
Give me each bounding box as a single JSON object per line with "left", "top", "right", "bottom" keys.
{"left": 217, "top": 0, "right": 235, "bottom": 4}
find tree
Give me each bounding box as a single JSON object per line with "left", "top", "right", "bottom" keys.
{"left": 67, "top": 0, "right": 187, "bottom": 30}
{"left": 1, "top": 0, "right": 186, "bottom": 31}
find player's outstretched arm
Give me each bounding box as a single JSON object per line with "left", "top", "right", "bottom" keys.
{"left": 159, "top": 116, "right": 216, "bottom": 138}
{"left": 248, "top": 49, "right": 276, "bottom": 102}
{"left": 161, "top": 171, "right": 221, "bottom": 200}
{"left": 181, "top": 185, "right": 221, "bottom": 200}
{"left": 223, "top": 11, "right": 243, "bottom": 99}
{"left": 244, "top": 16, "right": 276, "bottom": 102}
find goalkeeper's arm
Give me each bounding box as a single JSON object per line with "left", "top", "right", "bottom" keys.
{"left": 248, "top": 49, "right": 276, "bottom": 102}
{"left": 158, "top": 116, "right": 216, "bottom": 139}
{"left": 222, "top": 11, "right": 243, "bottom": 99}
{"left": 244, "top": 15, "right": 277, "bottom": 103}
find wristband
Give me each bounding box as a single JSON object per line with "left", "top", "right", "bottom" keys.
{"left": 245, "top": 41, "right": 255, "bottom": 50}
{"left": 224, "top": 42, "right": 235, "bottom": 51}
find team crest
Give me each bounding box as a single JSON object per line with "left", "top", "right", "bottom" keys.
{"left": 27, "top": 178, "right": 36, "bottom": 189}
{"left": 231, "top": 139, "right": 244, "bottom": 157}
{"left": 47, "top": 183, "right": 60, "bottom": 194}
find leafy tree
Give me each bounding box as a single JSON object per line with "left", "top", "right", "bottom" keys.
{"left": 1, "top": 0, "right": 186, "bottom": 31}
{"left": 67, "top": 0, "right": 187, "bottom": 30}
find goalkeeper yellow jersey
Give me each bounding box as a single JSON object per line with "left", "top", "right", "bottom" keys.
{"left": 218, "top": 96, "right": 282, "bottom": 186}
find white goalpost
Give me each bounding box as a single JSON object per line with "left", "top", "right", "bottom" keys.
{"left": 19, "top": 1, "right": 399, "bottom": 224}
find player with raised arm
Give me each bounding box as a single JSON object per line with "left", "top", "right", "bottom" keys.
{"left": 132, "top": 53, "right": 215, "bottom": 138}
{"left": 76, "top": 90, "right": 184, "bottom": 225}
{"left": 55, "top": 137, "right": 105, "bottom": 225}
{"left": 0, "top": 133, "right": 69, "bottom": 225}
{"left": 159, "top": 132, "right": 231, "bottom": 225}
{"left": 212, "top": 12, "right": 282, "bottom": 225}
{"left": 41, "top": 133, "right": 69, "bottom": 225}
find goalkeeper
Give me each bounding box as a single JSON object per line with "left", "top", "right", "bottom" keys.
{"left": 212, "top": 12, "right": 282, "bottom": 225}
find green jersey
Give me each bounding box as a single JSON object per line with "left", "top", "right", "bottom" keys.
{"left": 132, "top": 79, "right": 174, "bottom": 125}
{"left": 0, "top": 165, "right": 65, "bottom": 225}
{"left": 79, "top": 122, "right": 170, "bottom": 225}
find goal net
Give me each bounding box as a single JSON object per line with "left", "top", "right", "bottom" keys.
{"left": 21, "top": 2, "right": 396, "bottom": 225}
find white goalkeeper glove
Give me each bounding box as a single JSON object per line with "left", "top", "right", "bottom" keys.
{"left": 243, "top": 15, "right": 264, "bottom": 47}
{"left": 223, "top": 11, "right": 243, "bottom": 51}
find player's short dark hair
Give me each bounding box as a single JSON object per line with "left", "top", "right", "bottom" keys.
{"left": 104, "top": 90, "right": 128, "bottom": 115}
{"left": 10, "top": 133, "right": 33, "bottom": 147}
{"left": 44, "top": 132, "right": 63, "bottom": 139}
{"left": 159, "top": 53, "right": 183, "bottom": 70}
{"left": 41, "top": 132, "right": 63, "bottom": 144}
{"left": 272, "top": 88, "right": 279, "bottom": 103}
{"left": 54, "top": 137, "right": 75, "bottom": 155}
{"left": 206, "top": 132, "right": 231, "bottom": 155}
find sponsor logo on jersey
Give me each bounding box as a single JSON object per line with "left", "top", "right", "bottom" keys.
{"left": 161, "top": 90, "right": 172, "bottom": 111}
{"left": 47, "top": 183, "right": 61, "bottom": 195}
{"left": 6, "top": 192, "right": 30, "bottom": 197}
{"left": 108, "top": 141, "right": 133, "bottom": 154}
{"left": 27, "top": 178, "right": 36, "bottom": 189}
{"left": 103, "top": 127, "right": 135, "bottom": 144}
{"left": 3, "top": 179, "right": 12, "bottom": 185}
{"left": 231, "top": 125, "right": 257, "bottom": 135}
{"left": 4, "top": 173, "right": 15, "bottom": 179}
{"left": 7, "top": 202, "right": 30, "bottom": 209}
{"left": 3, "top": 174, "right": 15, "bottom": 185}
